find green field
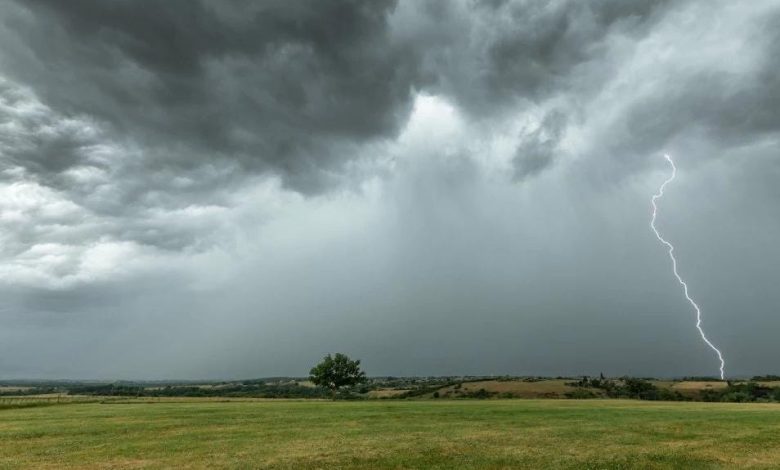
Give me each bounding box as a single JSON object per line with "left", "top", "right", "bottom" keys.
{"left": 1, "top": 399, "right": 780, "bottom": 469}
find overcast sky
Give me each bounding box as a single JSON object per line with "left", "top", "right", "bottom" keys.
{"left": 0, "top": 0, "right": 778, "bottom": 380}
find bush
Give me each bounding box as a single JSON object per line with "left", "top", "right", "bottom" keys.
{"left": 721, "top": 392, "right": 752, "bottom": 403}
{"left": 656, "top": 388, "right": 687, "bottom": 401}
{"left": 623, "top": 378, "right": 657, "bottom": 399}
{"left": 700, "top": 389, "right": 722, "bottom": 402}
{"left": 464, "top": 388, "right": 494, "bottom": 399}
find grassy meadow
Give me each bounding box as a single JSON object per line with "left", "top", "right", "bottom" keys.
{"left": 1, "top": 399, "right": 780, "bottom": 469}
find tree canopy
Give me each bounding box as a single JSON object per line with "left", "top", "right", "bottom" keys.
{"left": 309, "top": 353, "right": 366, "bottom": 393}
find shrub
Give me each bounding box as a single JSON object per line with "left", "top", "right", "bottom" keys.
{"left": 464, "top": 388, "right": 493, "bottom": 399}
{"left": 721, "top": 392, "right": 752, "bottom": 403}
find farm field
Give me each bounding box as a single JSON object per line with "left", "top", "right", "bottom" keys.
{"left": 368, "top": 378, "right": 766, "bottom": 399}
{"left": 2, "top": 399, "right": 780, "bottom": 469}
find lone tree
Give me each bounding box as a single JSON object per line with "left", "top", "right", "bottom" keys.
{"left": 309, "top": 353, "right": 366, "bottom": 396}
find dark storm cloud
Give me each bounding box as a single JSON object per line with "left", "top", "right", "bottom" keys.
{"left": 512, "top": 109, "right": 567, "bottom": 179}
{"left": 0, "top": 80, "right": 94, "bottom": 176}
{"left": 4, "top": 0, "right": 778, "bottom": 194}
{"left": 416, "top": 0, "right": 780, "bottom": 183}
{"left": 0, "top": 0, "right": 683, "bottom": 193}
{"left": 597, "top": 9, "right": 780, "bottom": 174}
{"left": 1, "top": 0, "right": 424, "bottom": 192}
{"left": 418, "top": 0, "right": 671, "bottom": 115}
{"left": 1, "top": 0, "right": 780, "bottom": 380}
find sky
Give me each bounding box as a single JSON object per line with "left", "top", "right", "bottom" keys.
{"left": 0, "top": 0, "right": 779, "bottom": 380}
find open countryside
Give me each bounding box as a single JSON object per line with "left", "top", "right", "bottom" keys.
{"left": 3, "top": 376, "right": 780, "bottom": 468}
{"left": 2, "top": 399, "right": 780, "bottom": 469}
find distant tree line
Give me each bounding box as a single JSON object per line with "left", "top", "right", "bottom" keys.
{"left": 566, "top": 376, "right": 686, "bottom": 400}
{"left": 0, "top": 387, "right": 57, "bottom": 397}
{"left": 700, "top": 382, "right": 780, "bottom": 403}
{"left": 5, "top": 364, "right": 780, "bottom": 403}
{"left": 567, "top": 375, "right": 780, "bottom": 403}
{"left": 64, "top": 382, "right": 330, "bottom": 399}
{"left": 750, "top": 375, "right": 780, "bottom": 381}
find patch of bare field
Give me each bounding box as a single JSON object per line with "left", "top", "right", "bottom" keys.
{"left": 439, "top": 379, "right": 580, "bottom": 398}
{"left": 756, "top": 380, "right": 780, "bottom": 387}
{"left": 671, "top": 381, "right": 729, "bottom": 391}
{"left": 368, "top": 389, "right": 410, "bottom": 398}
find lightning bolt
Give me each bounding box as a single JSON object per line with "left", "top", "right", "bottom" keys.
{"left": 650, "top": 154, "right": 726, "bottom": 380}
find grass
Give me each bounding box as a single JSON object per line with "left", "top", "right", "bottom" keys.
{"left": 0, "top": 396, "right": 104, "bottom": 411}
{"left": 1, "top": 399, "right": 780, "bottom": 469}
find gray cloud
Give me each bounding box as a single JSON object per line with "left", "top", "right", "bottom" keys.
{"left": 402, "top": 0, "right": 671, "bottom": 115}
{"left": 1, "top": 0, "right": 779, "bottom": 379}
{"left": 1, "top": 0, "right": 425, "bottom": 193}
{"left": 512, "top": 109, "right": 567, "bottom": 179}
